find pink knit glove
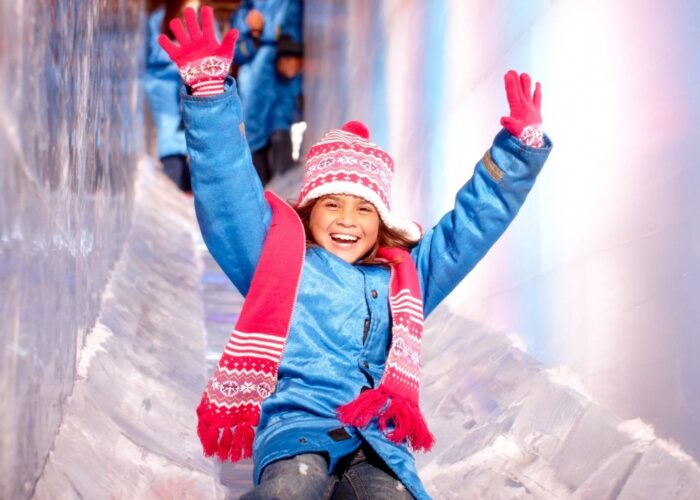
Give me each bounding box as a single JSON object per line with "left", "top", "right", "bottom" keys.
{"left": 158, "top": 6, "right": 238, "bottom": 96}
{"left": 501, "top": 70, "right": 544, "bottom": 148}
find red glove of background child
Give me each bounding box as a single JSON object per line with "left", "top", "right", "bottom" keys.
{"left": 158, "top": 6, "right": 238, "bottom": 97}
{"left": 501, "top": 70, "right": 544, "bottom": 148}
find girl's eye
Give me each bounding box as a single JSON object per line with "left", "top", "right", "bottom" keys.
{"left": 324, "top": 202, "right": 338, "bottom": 208}
{"left": 359, "top": 206, "right": 374, "bottom": 213}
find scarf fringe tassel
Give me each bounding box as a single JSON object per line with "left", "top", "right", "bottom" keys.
{"left": 197, "top": 403, "right": 256, "bottom": 462}
{"left": 337, "top": 387, "right": 435, "bottom": 452}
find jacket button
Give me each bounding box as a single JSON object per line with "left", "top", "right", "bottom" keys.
{"left": 363, "top": 360, "right": 369, "bottom": 369}
{"left": 299, "top": 437, "right": 307, "bottom": 444}
{"left": 371, "top": 290, "right": 378, "bottom": 298}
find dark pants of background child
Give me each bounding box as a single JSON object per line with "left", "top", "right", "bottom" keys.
{"left": 251, "top": 129, "right": 294, "bottom": 185}
{"left": 237, "top": 444, "right": 415, "bottom": 500}
{"left": 161, "top": 154, "right": 192, "bottom": 192}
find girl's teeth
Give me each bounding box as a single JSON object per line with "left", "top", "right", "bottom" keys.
{"left": 332, "top": 234, "right": 358, "bottom": 242}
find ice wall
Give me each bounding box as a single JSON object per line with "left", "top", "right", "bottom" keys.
{"left": 0, "top": 1, "right": 139, "bottom": 496}
{"left": 303, "top": 0, "right": 700, "bottom": 461}
{"left": 0, "top": 1, "right": 219, "bottom": 498}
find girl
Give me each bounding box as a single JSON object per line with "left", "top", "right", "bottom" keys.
{"left": 159, "top": 7, "right": 551, "bottom": 499}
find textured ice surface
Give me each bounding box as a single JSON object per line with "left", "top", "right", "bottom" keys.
{"left": 416, "top": 306, "right": 700, "bottom": 498}
{"left": 0, "top": 0, "right": 221, "bottom": 497}
{"left": 33, "top": 161, "right": 223, "bottom": 499}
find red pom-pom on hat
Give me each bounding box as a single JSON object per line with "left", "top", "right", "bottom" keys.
{"left": 341, "top": 121, "right": 370, "bottom": 140}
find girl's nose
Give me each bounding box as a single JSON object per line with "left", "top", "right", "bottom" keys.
{"left": 336, "top": 209, "right": 357, "bottom": 226}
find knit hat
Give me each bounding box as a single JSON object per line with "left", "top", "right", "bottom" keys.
{"left": 276, "top": 34, "right": 303, "bottom": 59}
{"left": 296, "top": 121, "right": 422, "bottom": 242}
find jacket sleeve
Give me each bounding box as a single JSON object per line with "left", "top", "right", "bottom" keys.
{"left": 182, "top": 77, "right": 272, "bottom": 295}
{"left": 411, "top": 129, "right": 552, "bottom": 317}
{"left": 235, "top": 32, "right": 261, "bottom": 65}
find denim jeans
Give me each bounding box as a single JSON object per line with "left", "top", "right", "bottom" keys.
{"left": 238, "top": 445, "right": 415, "bottom": 500}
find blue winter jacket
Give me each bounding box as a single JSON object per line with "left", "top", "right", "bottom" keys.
{"left": 183, "top": 78, "right": 551, "bottom": 499}
{"left": 232, "top": 0, "right": 303, "bottom": 151}
{"left": 143, "top": 7, "right": 187, "bottom": 159}
{"left": 271, "top": 72, "right": 302, "bottom": 132}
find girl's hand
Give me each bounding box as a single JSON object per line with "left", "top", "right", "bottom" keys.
{"left": 500, "top": 70, "right": 544, "bottom": 147}
{"left": 158, "top": 6, "right": 239, "bottom": 96}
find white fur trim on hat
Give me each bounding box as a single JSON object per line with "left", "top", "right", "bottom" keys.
{"left": 298, "top": 181, "right": 422, "bottom": 242}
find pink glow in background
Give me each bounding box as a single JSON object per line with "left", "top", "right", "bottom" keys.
{"left": 304, "top": 0, "right": 700, "bottom": 459}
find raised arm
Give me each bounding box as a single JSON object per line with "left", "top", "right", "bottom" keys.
{"left": 159, "top": 7, "right": 271, "bottom": 295}
{"left": 412, "top": 71, "right": 552, "bottom": 316}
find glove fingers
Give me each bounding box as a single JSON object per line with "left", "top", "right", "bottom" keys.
{"left": 218, "top": 29, "right": 239, "bottom": 61}
{"left": 184, "top": 7, "right": 203, "bottom": 41}
{"left": 533, "top": 81, "right": 542, "bottom": 111}
{"left": 200, "top": 6, "right": 217, "bottom": 44}
{"left": 519, "top": 73, "right": 532, "bottom": 102}
{"left": 504, "top": 70, "right": 522, "bottom": 111}
{"left": 158, "top": 34, "right": 181, "bottom": 61}
{"left": 170, "top": 17, "right": 191, "bottom": 47}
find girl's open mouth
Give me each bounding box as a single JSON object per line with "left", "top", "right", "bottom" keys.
{"left": 330, "top": 233, "right": 360, "bottom": 244}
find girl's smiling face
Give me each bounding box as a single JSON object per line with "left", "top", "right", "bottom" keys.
{"left": 309, "top": 194, "right": 380, "bottom": 263}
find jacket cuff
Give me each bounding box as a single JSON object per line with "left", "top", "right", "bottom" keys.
{"left": 181, "top": 75, "right": 238, "bottom": 101}
{"left": 483, "top": 128, "right": 553, "bottom": 183}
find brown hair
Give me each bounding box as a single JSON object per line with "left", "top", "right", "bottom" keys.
{"left": 293, "top": 197, "right": 418, "bottom": 266}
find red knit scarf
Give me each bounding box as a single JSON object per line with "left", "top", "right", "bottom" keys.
{"left": 196, "top": 192, "right": 434, "bottom": 462}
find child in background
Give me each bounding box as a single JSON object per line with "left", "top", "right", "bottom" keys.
{"left": 275, "top": 33, "right": 303, "bottom": 80}
{"left": 261, "top": 33, "right": 304, "bottom": 178}
{"left": 159, "top": 7, "right": 551, "bottom": 499}
{"left": 231, "top": 0, "right": 303, "bottom": 184}
{"left": 144, "top": 0, "right": 202, "bottom": 192}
